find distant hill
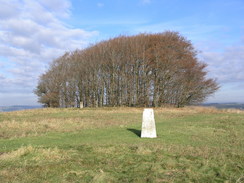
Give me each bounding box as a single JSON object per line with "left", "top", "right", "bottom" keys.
{"left": 1, "top": 103, "right": 243, "bottom": 112}
{"left": 201, "top": 103, "right": 244, "bottom": 110}
{"left": 0, "top": 105, "right": 42, "bottom": 112}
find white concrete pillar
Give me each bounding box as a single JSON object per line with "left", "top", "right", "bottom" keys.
{"left": 80, "top": 102, "right": 83, "bottom": 108}
{"left": 141, "top": 108, "right": 157, "bottom": 138}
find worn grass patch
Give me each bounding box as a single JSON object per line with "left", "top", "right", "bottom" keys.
{"left": 0, "top": 107, "right": 244, "bottom": 182}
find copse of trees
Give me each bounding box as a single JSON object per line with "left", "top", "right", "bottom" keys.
{"left": 35, "top": 31, "right": 219, "bottom": 108}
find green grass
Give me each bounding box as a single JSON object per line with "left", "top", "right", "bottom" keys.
{"left": 0, "top": 107, "right": 244, "bottom": 182}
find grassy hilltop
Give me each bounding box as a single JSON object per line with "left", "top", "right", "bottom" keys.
{"left": 0, "top": 107, "right": 244, "bottom": 182}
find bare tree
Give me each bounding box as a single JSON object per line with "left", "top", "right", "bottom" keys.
{"left": 35, "top": 31, "right": 219, "bottom": 108}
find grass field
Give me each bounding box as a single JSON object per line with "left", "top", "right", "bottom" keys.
{"left": 0, "top": 107, "right": 244, "bottom": 182}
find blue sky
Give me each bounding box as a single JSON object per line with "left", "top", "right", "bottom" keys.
{"left": 0, "top": 0, "right": 244, "bottom": 106}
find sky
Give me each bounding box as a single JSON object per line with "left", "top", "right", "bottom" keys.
{"left": 0, "top": 0, "right": 244, "bottom": 106}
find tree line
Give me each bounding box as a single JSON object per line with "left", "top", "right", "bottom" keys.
{"left": 35, "top": 31, "right": 219, "bottom": 108}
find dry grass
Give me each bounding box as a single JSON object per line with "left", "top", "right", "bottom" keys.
{"left": 156, "top": 106, "right": 244, "bottom": 114}
{"left": 0, "top": 107, "right": 142, "bottom": 139}
{"left": 0, "top": 106, "right": 243, "bottom": 139}
{"left": 0, "top": 145, "right": 72, "bottom": 162}
{"left": 0, "top": 106, "right": 244, "bottom": 182}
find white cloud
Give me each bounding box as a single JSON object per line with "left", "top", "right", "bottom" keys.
{"left": 134, "top": 21, "right": 223, "bottom": 42}
{"left": 0, "top": 0, "right": 99, "bottom": 105}
{"left": 206, "top": 82, "right": 244, "bottom": 103}
{"left": 141, "top": 0, "right": 151, "bottom": 5}
{"left": 201, "top": 45, "right": 244, "bottom": 84}
{"left": 39, "top": 0, "right": 71, "bottom": 17}
{"left": 0, "top": 93, "right": 38, "bottom": 106}
{"left": 199, "top": 44, "right": 244, "bottom": 103}
{"left": 0, "top": 0, "right": 21, "bottom": 19}
{"left": 97, "top": 3, "right": 104, "bottom": 7}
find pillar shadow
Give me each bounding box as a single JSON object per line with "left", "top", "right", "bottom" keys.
{"left": 127, "top": 128, "right": 141, "bottom": 137}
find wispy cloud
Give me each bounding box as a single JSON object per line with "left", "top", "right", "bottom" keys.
{"left": 201, "top": 45, "right": 244, "bottom": 84}
{"left": 0, "top": 0, "right": 99, "bottom": 105}
{"left": 141, "top": 0, "right": 152, "bottom": 5}
{"left": 199, "top": 43, "right": 244, "bottom": 103}
{"left": 134, "top": 20, "right": 224, "bottom": 42}
{"left": 97, "top": 2, "right": 104, "bottom": 8}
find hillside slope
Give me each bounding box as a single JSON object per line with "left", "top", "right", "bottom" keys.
{"left": 0, "top": 107, "right": 244, "bottom": 182}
